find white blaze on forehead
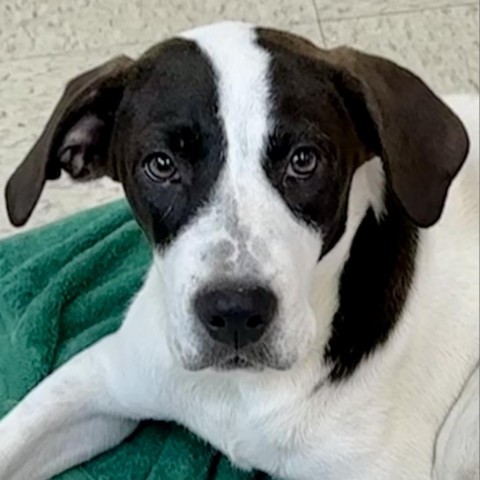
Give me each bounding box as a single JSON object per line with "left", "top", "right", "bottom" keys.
{"left": 177, "top": 22, "right": 321, "bottom": 272}
{"left": 178, "top": 22, "right": 322, "bottom": 275}
{"left": 180, "top": 22, "right": 271, "bottom": 179}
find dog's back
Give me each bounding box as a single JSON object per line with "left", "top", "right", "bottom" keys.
{"left": 415, "top": 94, "right": 479, "bottom": 479}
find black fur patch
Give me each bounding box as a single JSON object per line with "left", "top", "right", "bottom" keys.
{"left": 325, "top": 192, "right": 418, "bottom": 380}
{"left": 258, "top": 33, "right": 359, "bottom": 258}
{"left": 111, "top": 39, "right": 226, "bottom": 247}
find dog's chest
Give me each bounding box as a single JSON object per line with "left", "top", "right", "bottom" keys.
{"left": 164, "top": 369, "right": 404, "bottom": 480}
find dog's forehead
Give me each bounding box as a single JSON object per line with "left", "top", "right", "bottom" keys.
{"left": 180, "top": 22, "right": 270, "bottom": 172}
{"left": 178, "top": 23, "right": 360, "bottom": 155}
{"left": 125, "top": 22, "right": 354, "bottom": 154}
{"left": 175, "top": 22, "right": 351, "bottom": 166}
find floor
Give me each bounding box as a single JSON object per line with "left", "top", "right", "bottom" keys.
{"left": 0, "top": 0, "right": 478, "bottom": 238}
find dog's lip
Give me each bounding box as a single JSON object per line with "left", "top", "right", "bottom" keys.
{"left": 214, "top": 353, "right": 259, "bottom": 371}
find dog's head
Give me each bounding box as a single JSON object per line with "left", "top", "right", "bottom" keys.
{"left": 5, "top": 22, "right": 468, "bottom": 374}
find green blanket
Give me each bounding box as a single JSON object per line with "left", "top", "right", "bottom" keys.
{"left": 0, "top": 200, "right": 269, "bottom": 480}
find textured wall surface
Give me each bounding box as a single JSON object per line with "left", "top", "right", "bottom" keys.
{"left": 0, "top": 0, "right": 478, "bottom": 237}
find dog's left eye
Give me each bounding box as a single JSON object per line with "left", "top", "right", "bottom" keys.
{"left": 143, "top": 152, "right": 178, "bottom": 182}
{"left": 288, "top": 147, "right": 318, "bottom": 178}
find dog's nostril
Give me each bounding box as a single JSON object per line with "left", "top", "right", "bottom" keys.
{"left": 246, "top": 315, "right": 263, "bottom": 329}
{"left": 210, "top": 315, "right": 226, "bottom": 329}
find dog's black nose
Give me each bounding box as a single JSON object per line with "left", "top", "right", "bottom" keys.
{"left": 194, "top": 285, "right": 277, "bottom": 348}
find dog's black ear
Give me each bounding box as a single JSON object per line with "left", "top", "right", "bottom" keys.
{"left": 331, "top": 47, "right": 469, "bottom": 227}
{"left": 5, "top": 55, "right": 134, "bottom": 227}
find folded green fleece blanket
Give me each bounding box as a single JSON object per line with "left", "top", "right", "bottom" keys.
{"left": 0, "top": 200, "right": 270, "bottom": 480}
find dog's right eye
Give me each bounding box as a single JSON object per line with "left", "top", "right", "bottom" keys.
{"left": 143, "top": 152, "right": 178, "bottom": 182}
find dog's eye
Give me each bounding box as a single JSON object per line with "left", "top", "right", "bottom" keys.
{"left": 144, "top": 152, "right": 178, "bottom": 182}
{"left": 288, "top": 147, "right": 318, "bottom": 178}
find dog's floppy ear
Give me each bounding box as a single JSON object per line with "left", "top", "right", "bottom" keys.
{"left": 5, "top": 55, "right": 134, "bottom": 227}
{"left": 331, "top": 47, "right": 469, "bottom": 227}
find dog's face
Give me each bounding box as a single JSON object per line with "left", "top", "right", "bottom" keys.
{"left": 5, "top": 23, "right": 468, "bottom": 373}
{"left": 114, "top": 27, "right": 367, "bottom": 370}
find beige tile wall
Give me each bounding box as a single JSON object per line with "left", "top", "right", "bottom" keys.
{"left": 0, "top": 0, "right": 478, "bottom": 238}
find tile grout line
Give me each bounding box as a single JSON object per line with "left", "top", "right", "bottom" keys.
{"left": 319, "top": 1, "right": 478, "bottom": 24}
{"left": 318, "top": 22, "right": 328, "bottom": 48}
{"left": 310, "top": 0, "right": 328, "bottom": 47}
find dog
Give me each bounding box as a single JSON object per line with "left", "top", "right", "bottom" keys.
{"left": 1, "top": 21, "right": 478, "bottom": 480}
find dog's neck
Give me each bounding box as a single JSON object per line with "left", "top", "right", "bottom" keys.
{"left": 311, "top": 158, "right": 419, "bottom": 381}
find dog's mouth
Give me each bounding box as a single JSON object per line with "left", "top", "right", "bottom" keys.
{"left": 214, "top": 353, "right": 263, "bottom": 371}
{"left": 183, "top": 346, "right": 293, "bottom": 372}
{"left": 178, "top": 327, "right": 295, "bottom": 372}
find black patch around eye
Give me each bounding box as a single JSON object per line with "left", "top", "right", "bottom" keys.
{"left": 263, "top": 127, "right": 349, "bottom": 257}
{"left": 131, "top": 125, "right": 224, "bottom": 248}
{"left": 113, "top": 39, "right": 226, "bottom": 248}
{"left": 257, "top": 32, "right": 358, "bottom": 259}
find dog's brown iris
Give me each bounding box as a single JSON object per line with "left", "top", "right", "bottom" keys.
{"left": 288, "top": 147, "right": 318, "bottom": 178}
{"left": 144, "top": 152, "right": 178, "bottom": 182}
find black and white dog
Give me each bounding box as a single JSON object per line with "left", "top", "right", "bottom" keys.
{"left": 1, "top": 22, "right": 479, "bottom": 480}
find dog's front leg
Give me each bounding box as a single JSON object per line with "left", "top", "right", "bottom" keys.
{"left": 0, "top": 334, "right": 139, "bottom": 480}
